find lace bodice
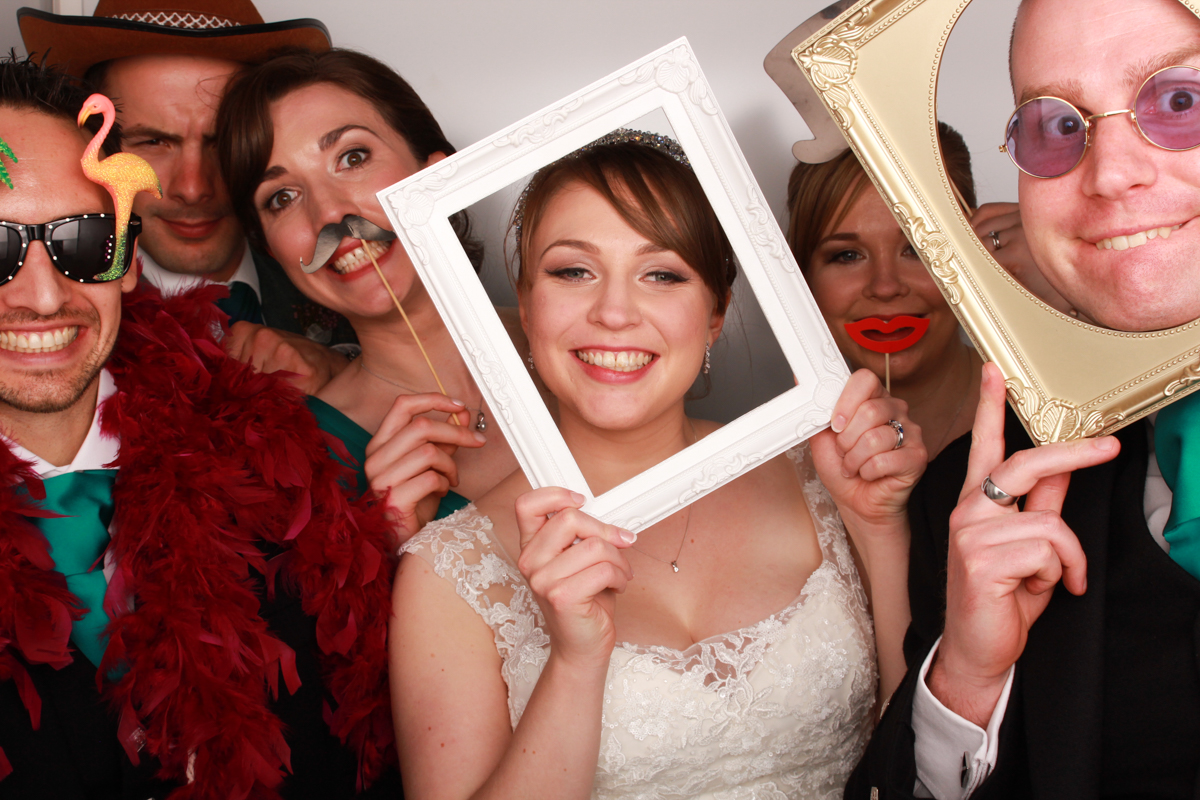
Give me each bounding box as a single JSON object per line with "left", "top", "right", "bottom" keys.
{"left": 401, "top": 446, "right": 876, "bottom": 799}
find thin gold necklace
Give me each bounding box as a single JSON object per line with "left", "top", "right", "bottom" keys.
{"left": 629, "top": 420, "right": 698, "bottom": 573}
{"left": 631, "top": 503, "right": 693, "bottom": 573}
{"left": 358, "top": 357, "right": 487, "bottom": 433}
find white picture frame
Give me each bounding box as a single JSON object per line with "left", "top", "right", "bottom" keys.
{"left": 378, "top": 38, "right": 848, "bottom": 532}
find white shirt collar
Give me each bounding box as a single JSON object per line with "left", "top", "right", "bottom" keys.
{"left": 5, "top": 369, "right": 120, "bottom": 478}
{"left": 139, "top": 244, "right": 260, "bottom": 302}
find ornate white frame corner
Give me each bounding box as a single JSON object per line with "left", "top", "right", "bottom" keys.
{"left": 783, "top": 0, "right": 1200, "bottom": 445}
{"left": 378, "top": 38, "right": 848, "bottom": 532}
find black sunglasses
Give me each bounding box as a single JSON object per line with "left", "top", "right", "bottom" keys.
{"left": 0, "top": 213, "right": 142, "bottom": 285}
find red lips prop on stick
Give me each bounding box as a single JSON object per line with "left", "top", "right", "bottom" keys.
{"left": 844, "top": 316, "right": 930, "bottom": 392}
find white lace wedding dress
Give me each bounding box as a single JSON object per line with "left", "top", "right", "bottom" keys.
{"left": 401, "top": 446, "right": 876, "bottom": 799}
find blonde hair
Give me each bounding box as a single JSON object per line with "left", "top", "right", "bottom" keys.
{"left": 786, "top": 121, "right": 976, "bottom": 276}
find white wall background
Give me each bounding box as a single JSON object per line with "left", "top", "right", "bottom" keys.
{"left": 1, "top": 0, "right": 1022, "bottom": 420}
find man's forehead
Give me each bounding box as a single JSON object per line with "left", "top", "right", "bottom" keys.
{"left": 1012, "top": 0, "right": 1200, "bottom": 101}
{"left": 0, "top": 109, "right": 108, "bottom": 217}
{"left": 105, "top": 54, "right": 240, "bottom": 109}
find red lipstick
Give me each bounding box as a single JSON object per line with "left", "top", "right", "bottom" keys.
{"left": 844, "top": 316, "right": 930, "bottom": 354}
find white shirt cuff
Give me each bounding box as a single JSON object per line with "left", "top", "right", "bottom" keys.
{"left": 911, "top": 636, "right": 1014, "bottom": 800}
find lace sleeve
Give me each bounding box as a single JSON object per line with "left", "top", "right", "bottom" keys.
{"left": 785, "top": 442, "right": 877, "bottom": 680}
{"left": 401, "top": 507, "right": 551, "bottom": 728}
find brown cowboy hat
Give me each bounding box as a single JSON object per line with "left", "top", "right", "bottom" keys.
{"left": 18, "top": 0, "right": 331, "bottom": 78}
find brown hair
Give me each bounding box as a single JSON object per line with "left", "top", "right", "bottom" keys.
{"left": 215, "top": 47, "right": 481, "bottom": 267}
{"left": 0, "top": 54, "right": 118, "bottom": 156}
{"left": 512, "top": 140, "right": 737, "bottom": 315}
{"left": 786, "top": 120, "right": 976, "bottom": 275}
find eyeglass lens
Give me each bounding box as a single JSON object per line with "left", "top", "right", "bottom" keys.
{"left": 0, "top": 226, "right": 21, "bottom": 281}
{"left": 48, "top": 219, "right": 121, "bottom": 280}
{"left": 0, "top": 217, "right": 129, "bottom": 284}
{"left": 1005, "top": 66, "right": 1200, "bottom": 178}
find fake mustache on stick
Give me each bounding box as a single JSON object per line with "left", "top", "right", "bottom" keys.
{"left": 301, "top": 215, "right": 397, "bottom": 273}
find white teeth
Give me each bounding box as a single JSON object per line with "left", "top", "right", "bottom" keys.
{"left": 331, "top": 239, "right": 389, "bottom": 274}
{"left": 1096, "top": 224, "right": 1181, "bottom": 251}
{"left": 575, "top": 349, "right": 653, "bottom": 372}
{"left": 0, "top": 326, "right": 78, "bottom": 354}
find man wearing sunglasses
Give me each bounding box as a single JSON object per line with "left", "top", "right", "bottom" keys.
{"left": 17, "top": 0, "right": 357, "bottom": 396}
{"left": 0, "top": 59, "right": 398, "bottom": 799}
{"left": 848, "top": 0, "right": 1200, "bottom": 798}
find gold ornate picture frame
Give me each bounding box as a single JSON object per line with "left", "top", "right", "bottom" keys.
{"left": 775, "top": 0, "right": 1200, "bottom": 444}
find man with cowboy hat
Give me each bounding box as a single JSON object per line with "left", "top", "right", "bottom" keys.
{"left": 18, "top": 0, "right": 357, "bottom": 395}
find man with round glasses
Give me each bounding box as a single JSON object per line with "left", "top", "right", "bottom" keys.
{"left": 0, "top": 58, "right": 398, "bottom": 798}
{"left": 848, "top": 0, "right": 1200, "bottom": 797}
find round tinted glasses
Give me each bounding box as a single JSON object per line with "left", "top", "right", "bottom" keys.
{"left": 1001, "top": 65, "right": 1200, "bottom": 179}
{"left": 0, "top": 213, "right": 141, "bottom": 285}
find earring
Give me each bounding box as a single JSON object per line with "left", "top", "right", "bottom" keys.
{"left": 703, "top": 343, "right": 711, "bottom": 375}
{"left": 527, "top": 352, "right": 535, "bottom": 371}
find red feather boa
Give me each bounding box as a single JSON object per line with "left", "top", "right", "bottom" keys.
{"left": 0, "top": 285, "right": 397, "bottom": 798}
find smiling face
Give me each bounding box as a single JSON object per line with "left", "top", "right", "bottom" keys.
{"left": 253, "top": 82, "right": 439, "bottom": 322}
{"left": 103, "top": 55, "right": 245, "bottom": 280}
{"left": 0, "top": 109, "right": 136, "bottom": 415}
{"left": 520, "top": 181, "right": 723, "bottom": 432}
{"left": 807, "top": 187, "right": 960, "bottom": 381}
{"left": 1012, "top": 0, "right": 1200, "bottom": 331}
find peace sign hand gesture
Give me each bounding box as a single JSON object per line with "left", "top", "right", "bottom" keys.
{"left": 928, "top": 363, "right": 1119, "bottom": 726}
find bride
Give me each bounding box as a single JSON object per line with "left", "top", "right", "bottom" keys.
{"left": 391, "top": 134, "right": 922, "bottom": 798}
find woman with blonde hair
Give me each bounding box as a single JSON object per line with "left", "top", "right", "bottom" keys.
{"left": 786, "top": 122, "right": 1058, "bottom": 460}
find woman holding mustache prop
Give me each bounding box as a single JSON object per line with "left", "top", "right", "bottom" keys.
{"left": 219, "top": 49, "right": 530, "bottom": 541}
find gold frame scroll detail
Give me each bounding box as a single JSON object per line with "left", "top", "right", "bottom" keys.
{"left": 788, "top": 0, "right": 1200, "bottom": 444}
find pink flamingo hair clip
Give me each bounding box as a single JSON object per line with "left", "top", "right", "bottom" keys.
{"left": 77, "top": 94, "right": 161, "bottom": 280}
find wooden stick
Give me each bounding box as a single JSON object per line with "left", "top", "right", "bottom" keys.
{"left": 885, "top": 353, "right": 891, "bottom": 394}
{"left": 360, "top": 239, "right": 460, "bottom": 426}
{"left": 950, "top": 180, "right": 975, "bottom": 216}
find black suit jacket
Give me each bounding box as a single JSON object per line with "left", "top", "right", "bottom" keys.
{"left": 846, "top": 409, "right": 1154, "bottom": 800}
{"left": 0, "top": 544, "right": 401, "bottom": 799}
{"left": 251, "top": 248, "right": 357, "bottom": 346}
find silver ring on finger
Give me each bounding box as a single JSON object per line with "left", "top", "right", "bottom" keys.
{"left": 989, "top": 230, "right": 1003, "bottom": 251}
{"left": 981, "top": 475, "right": 1018, "bottom": 506}
{"left": 888, "top": 419, "right": 905, "bottom": 450}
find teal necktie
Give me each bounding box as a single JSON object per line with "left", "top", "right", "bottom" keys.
{"left": 216, "top": 281, "right": 264, "bottom": 325}
{"left": 1154, "top": 390, "right": 1200, "bottom": 579}
{"left": 29, "top": 469, "right": 117, "bottom": 667}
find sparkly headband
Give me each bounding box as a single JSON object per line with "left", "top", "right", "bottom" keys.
{"left": 511, "top": 128, "right": 692, "bottom": 251}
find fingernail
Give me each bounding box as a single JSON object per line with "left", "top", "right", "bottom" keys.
{"left": 450, "top": 398, "right": 466, "bottom": 407}
{"left": 472, "top": 432, "right": 487, "bottom": 443}
{"left": 617, "top": 528, "right": 637, "bottom": 545}
{"left": 1096, "top": 437, "right": 1117, "bottom": 451}
{"left": 569, "top": 491, "right": 586, "bottom": 505}
{"left": 841, "top": 465, "right": 852, "bottom": 479}
{"left": 831, "top": 415, "right": 846, "bottom": 433}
